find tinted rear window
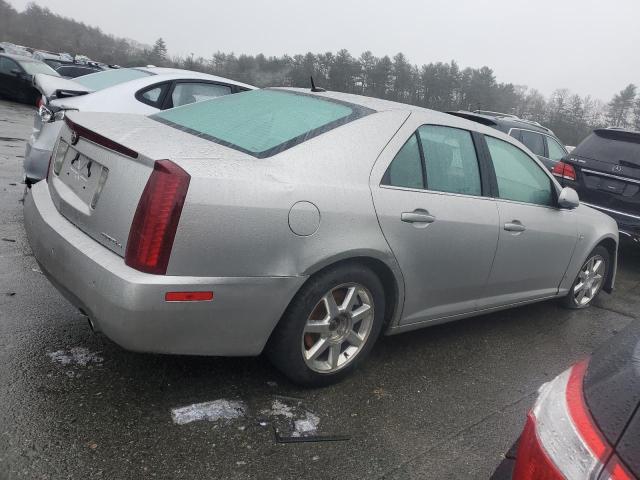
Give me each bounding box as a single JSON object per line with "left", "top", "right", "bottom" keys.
{"left": 152, "top": 89, "right": 374, "bottom": 158}
{"left": 74, "top": 68, "right": 153, "bottom": 91}
{"left": 573, "top": 131, "right": 640, "bottom": 167}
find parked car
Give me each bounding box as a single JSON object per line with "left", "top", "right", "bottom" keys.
{"left": 0, "top": 53, "right": 60, "bottom": 105}
{"left": 492, "top": 320, "right": 640, "bottom": 479}
{"left": 53, "top": 62, "right": 106, "bottom": 78}
{"left": 448, "top": 110, "right": 568, "bottom": 171}
{"left": 553, "top": 128, "right": 640, "bottom": 243}
{"left": 24, "top": 67, "right": 255, "bottom": 184}
{"left": 24, "top": 88, "right": 619, "bottom": 386}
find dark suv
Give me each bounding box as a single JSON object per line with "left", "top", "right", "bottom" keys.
{"left": 448, "top": 110, "right": 568, "bottom": 171}
{"left": 553, "top": 128, "right": 640, "bottom": 242}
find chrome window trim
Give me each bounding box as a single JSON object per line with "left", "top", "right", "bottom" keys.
{"left": 378, "top": 184, "right": 493, "bottom": 202}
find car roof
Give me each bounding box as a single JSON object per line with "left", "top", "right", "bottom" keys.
{"left": 274, "top": 88, "right": 532, "bottom": 145}
{"left": 276, "top": 87, "right": 447, "bottom": 113}
{"left": 133, "top": 67, "right": 256, "bottom": 90}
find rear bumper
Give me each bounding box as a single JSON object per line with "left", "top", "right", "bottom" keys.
{"left": 24, "top": 182, "right": 306, "bottom": 356}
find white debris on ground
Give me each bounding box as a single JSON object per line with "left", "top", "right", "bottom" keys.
{"left": 262, "top": 399, "right": 321, "bottom": 437}
{"left": 48, "top": 347, "right": 103, "bottom": 367}
{"left": 171, "top": 399, "right": 247, "bottom": 425}
{"left": 292, "top": 412, "right": 320, "bottom": 437}
{"left": 262, "top": 399, "right": 295, "bottom": 419}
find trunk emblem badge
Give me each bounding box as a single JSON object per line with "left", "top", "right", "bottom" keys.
{"left": 612, "top": 165, "right": 623, "bottom": 173}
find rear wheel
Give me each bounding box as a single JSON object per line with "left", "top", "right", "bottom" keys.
{"left": 561, "top": 246, "right": 610, "bottom": 309}
{"left": 266, "top": 263, "right": 385, "bottom": 387}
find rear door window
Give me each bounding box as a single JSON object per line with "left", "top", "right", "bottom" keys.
{"left": 520, "top": 130, "right": 546, "bottom": 157}
{"left": 419, "top": 125, "right": 482, "bottom": 196}
{"left": 546, "top": 136, "right": 567, "bottom": 161}
{"left": 486, "top": 136, "right": 555, "bottom": 207}
{"left": 168, "top": 82, "right": 232, "bottom": 108}
{"left": 382, "top": 134, "right": 424, "bottom": 189}
{"left": 136, "top": 82, "right": 170, "bottom": 108}
{"left": 0, "top": 57, "right": 20, "bottom": 75}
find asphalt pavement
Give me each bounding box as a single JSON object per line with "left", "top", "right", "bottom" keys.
{"left": 0, "top": 99, "right": 638, "bottom": 479}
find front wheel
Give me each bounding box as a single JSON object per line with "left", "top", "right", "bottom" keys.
{"left": 561, "top": 246, "right": 610, "bottom": 309}
{"left": 265, "top": 264, "right": 385, "bottom": 387}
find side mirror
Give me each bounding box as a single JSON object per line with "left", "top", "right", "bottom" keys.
{"left": 10, "top": 68, "right": 22, "bottom": 77}
{"left": 558, "top": 187, "right": 580, "bottom": 209}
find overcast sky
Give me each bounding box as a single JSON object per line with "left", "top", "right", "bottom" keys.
{"left": 8, "top": 0, "right": 640, "bottom": 101}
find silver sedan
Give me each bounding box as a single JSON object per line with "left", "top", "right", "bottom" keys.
{"left": 24, "top": 88, "right": 619, "bottom": 386}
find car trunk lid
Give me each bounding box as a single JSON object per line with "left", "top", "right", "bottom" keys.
{"left": 47, "top": 112, "right": 250, "bottom": 258}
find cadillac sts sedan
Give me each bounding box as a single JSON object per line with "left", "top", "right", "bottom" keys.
{"left": 24, "top": 88, "right": 619, "bottom": 386}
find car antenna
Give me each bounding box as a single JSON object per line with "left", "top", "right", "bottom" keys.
{"left": 310, "top": 76, "right": 326, "bottom": 92}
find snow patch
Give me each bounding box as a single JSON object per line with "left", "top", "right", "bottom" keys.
{"left": 171, "top": 399, "right": 246, "bottom": 425}
{"left": 292, "top": 412, "right": 320, "bottom": 437}
{"left": 48, "top": 348, "right": 103, "bottom": 367}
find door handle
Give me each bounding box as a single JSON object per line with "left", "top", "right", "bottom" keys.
{"left": 401, "top": 210, "right": 436, "bottom": 224}
{"left": 504, "top": 221, "right": 526, "bottom": 232}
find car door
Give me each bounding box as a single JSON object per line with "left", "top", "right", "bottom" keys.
{"left": 371, "top": 123, "right": 500, "bottom": 325}
{"left": 162, "top": 81, "right": 233, "bottom": 109}
{"left": 480, "top": 135, "right": 578, "bottom": 308}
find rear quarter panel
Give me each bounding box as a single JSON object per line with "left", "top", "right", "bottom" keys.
{"left": 168, "top": 110, "right": 411, "bottom": 280}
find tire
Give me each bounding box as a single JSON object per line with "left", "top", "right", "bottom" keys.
{"left": 561, "top": 245, "right": 610, "bottom": 309}
{"left": 265, "top": 263, "right": 386, "bottom": 387}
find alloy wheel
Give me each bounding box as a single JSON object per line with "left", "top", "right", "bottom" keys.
{"left": 301, "top": 283, "right": 375, "bottom": 373}
{"left": 573, "top": 255, "right": 606, "bottom": 306}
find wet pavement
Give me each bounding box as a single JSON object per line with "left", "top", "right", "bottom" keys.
{"left": 0, "top": 99, "right": 638, "bottom": 479}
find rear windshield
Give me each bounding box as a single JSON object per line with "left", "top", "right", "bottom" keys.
{"left": 573, "top": 131, "right": 640, "bottom": 167}
{"left": 151, "top": 89, "right": 374, "bottom": 158}
{"left": 73, "top": 68, "right": 153, "bottom": 91}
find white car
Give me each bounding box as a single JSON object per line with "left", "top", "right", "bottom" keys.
{"left": 24, "top": 67, "right": 255, "bottom": 184}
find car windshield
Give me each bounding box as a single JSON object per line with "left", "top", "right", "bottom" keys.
{"left": 19, "top": 60, "right": 60, "bottom": 76}
{"left": 151, "top": 89, "right": 372, "bottom": 158}
{"left": 73, "top": 68, "right": 153, "bottom": 91}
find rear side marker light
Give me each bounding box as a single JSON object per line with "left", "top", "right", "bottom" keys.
{"left": 125, "top": 160, "right": 190, "bottom": 275}
{"left": 552, "top": 161, "right": 577, "bottom": 181}
{"left": 165, "top": 291, "right": 214, "bottom": 302}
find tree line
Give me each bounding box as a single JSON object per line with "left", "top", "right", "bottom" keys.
{"left": 2, "top": 1, "right": 639, "bottom": 145}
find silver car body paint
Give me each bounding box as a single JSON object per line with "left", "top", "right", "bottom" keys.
{"left": 24, "top": 88, "right": 619, "bottom": 356}
{"left": 24, "top": 67, "right": 255, "bottom": 183}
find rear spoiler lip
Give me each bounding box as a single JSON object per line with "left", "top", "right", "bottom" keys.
{"left": 65, "top": 115, "right": 138, "bottom": 159}
{"left": 32, "top": 73, "right": 93, "bottom": 101}
{"left": 593, "top": 128, "right": 640, "bottom": 144}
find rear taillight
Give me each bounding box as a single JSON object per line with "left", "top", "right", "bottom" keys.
{"left": 513, "top": 360, "right": 614, "bottom": 480}
{"left": 36, "top": 96, "right": 44, "bottom": 109}
{"left": 125, "top": 160, "right": 190, "bottom": 275}
{"left": 552, "top": 161, "right": 577, "bottom": 181}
